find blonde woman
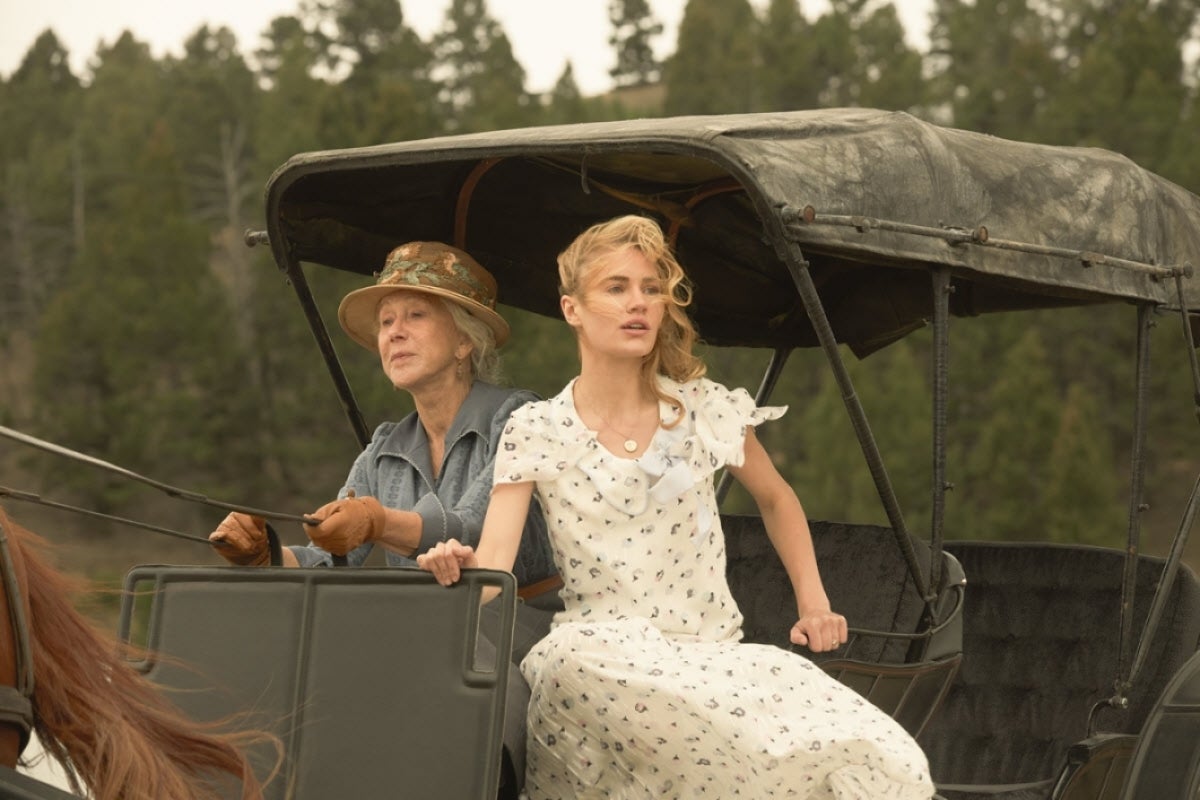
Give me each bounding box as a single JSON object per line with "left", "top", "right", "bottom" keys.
{"left": 419, "top": 216, "right": 934, "bottom": 799}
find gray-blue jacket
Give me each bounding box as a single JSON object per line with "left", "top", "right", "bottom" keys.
{"left": 291, "top": 381, "right": 556, "bottom": 585}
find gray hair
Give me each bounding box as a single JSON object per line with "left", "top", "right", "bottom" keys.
{"left": 445, "top": 301, "right": 503, "bottom": 383}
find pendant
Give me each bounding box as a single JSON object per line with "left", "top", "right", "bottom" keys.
{"left": 623, "top": 439, "right": 638, "bottom": 453}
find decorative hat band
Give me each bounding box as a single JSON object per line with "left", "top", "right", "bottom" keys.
{"left": 377, "top": 246, "right": 497, "bottom": 310}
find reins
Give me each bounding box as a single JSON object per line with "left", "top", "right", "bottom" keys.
{"left": 0, "top": 425, "right": 313, "bottom": 526}
{"left": 0, "top": 424, "right": 317, "bottom": 566}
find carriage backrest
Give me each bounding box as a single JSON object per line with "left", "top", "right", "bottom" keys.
{"left": 120, "top": 566, "right": 516, "bottom": 800}
{"left": 920, "top": 542, "right": 1200, "bottom": 788}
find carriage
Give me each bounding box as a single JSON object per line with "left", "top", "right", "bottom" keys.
{"left": 3, "top": 108, "right": 1200, "bottom": 799}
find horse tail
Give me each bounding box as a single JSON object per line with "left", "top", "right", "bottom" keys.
{"left": 8, "top": 513, "right": 280, "bottom": 800}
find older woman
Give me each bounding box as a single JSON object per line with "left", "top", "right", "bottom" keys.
{"left": 209, "top": 242, "right": 557, "bottom": 799}
{"left": 209, "top": 241, "right": 554, "bottom": 584}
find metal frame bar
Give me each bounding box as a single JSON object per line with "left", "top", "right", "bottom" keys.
{"left": 783, "top": 205, "right": 1191, "bottom": 280}
{"left": 276, "top": 250, "right": 371, "bottom": 449}
{"left": 930, "top": 268, "right": 951, "bottom": 594}
{"left": 1114, "top": 304, "right": 1153, "bottom": 704}
{"left": 763, "top": 211, "right": 932, "bottom": 606}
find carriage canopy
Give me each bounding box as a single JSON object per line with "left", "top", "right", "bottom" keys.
{"left": 264, "top": 108, "right": 1200, "bottom": 353}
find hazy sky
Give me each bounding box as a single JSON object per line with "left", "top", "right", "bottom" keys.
{"left": 0, "top": 0, "right": 933, "bottom": 95}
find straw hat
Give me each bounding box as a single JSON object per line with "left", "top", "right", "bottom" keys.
{"left": 338, "top": 242, "right": 510, "bottom": 351}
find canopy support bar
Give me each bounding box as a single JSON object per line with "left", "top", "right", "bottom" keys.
{"left": 1112, "top": 304, "right": 1153, "bottom": 712}
{"left": 1098, "top": 297, "right": 1200, "bottom": 721}
{"left": 1177, "top": 273, "right": 1200, "bottom": 423}
{"left": 764, "top": 217, "right": 932, "bottom": 607}
{"left": 277, "top": 250, "right": 371, "bottom": 450}
{"left": 929, "top": 269, "right": 951, "bottom": 593}
{"left": 1128, "top": 472, "right": 1200, "bottom": 688}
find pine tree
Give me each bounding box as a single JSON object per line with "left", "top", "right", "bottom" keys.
{"left": 608, "top": 0, "right": 664, "bottom": 88}
{"left": 1035, "top": 0, "right": 1188, "bottom": 169}
{"left": 1039, "top": 383, "right": 1124, "bottom": 546}
{"left": 663, "top": 0, "right": 760, "bottom": 114}
{"left": 430, "top": 0, "right": 535, "bottom": 134}
{"left": 543, "top": 64, "right": 588, "bottom": 124}
{"left": 758, "top": 0, "right": 820, "bottom": 111}
{"left": 0, "top": 31, "right": 82, "bottom": 335}
{"left": 847, "top": 2, "right": 924, "bottom": 110}
{"left": 926, "top": 0, "right": 1059, "bottom": 138}
{"left": 254, "top": 14, "right": 336, "bottom": 167}
{"left": 951, "top": 327, "right": 1060, "bottom": 541}
{"left": 321, "top": 0, "right": 440, "bottom": 145}
{"left": 33, "top": 85, "right": 248, "bottom": 509}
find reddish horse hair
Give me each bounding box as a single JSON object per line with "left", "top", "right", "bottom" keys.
{"left": 0, "top": 506, "right": 279, "bottom": 799}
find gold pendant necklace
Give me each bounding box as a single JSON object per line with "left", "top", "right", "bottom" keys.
{"left": 604, "top": 420, "right": 639, "bottom": 454}
{"left": 585, "top": 392, "right": 647, "bottom": 454}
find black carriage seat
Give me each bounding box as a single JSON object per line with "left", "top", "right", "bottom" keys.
{"left": 118, "top": 566, "right": 518, "bottom": 800}
{"left": 922, "top": 542, "right": 1200, "bottom": 800}
{"left": 722, "top": 514, "right": 966, "bottom": 738}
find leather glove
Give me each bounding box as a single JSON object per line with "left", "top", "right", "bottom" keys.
{"left": 307, "top": 493, "right": 387, "bottom": 556}
{"left": 209, "top": 512, "right": 270, "bottom": 566}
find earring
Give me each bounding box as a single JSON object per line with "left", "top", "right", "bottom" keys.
{"left": 456, "top": 359, "right": 464, "bottom": 379}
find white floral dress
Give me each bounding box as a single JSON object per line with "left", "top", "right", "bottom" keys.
{"left": 496, "top": 376, "right": 934, "bottom": 800}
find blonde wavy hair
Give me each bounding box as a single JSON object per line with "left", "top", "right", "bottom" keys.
{"left": 557, "top": 215, "right": 705, "bottom": 425}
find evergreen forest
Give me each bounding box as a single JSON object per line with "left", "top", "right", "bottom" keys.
{"left": 2, "top": 0, "right": 1200, "bottom": 593}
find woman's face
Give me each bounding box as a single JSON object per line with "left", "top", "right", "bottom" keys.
{"left": 375, "top": 291, "right": 470, "bottom": 393}
{"left": 564, "top": 246, "right": 665, "bottom": 363}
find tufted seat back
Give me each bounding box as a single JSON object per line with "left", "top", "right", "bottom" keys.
{"left": 919, "top": 542, "right": 1200, "bottom": 787}
{"left": 723, "top": 514, "right": 943, "bottom": 662}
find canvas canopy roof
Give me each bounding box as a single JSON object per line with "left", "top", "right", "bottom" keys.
{"left": 264, "top": 108, "right": 1200, "bottom": 352}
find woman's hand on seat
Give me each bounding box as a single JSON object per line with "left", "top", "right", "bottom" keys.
{"left": 790, "top": 608, "right": 848, "bottom": 653}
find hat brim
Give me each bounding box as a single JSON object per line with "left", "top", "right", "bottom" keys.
{"left": 338, "top": 284, "right": 511, "bottom": 351}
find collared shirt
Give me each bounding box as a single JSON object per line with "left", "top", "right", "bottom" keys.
{"left": 291, "top": 381, "right": 556, "bottom": 585}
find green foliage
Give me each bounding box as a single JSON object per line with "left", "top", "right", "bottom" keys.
{"left": 663, "top": 0, "right": 760, "bottom": 114}
{"left": 951, "top": 327, "right": 1060, "bottom": 540}
{"left": 2, "top": 0, "right": 1199, "bottom": 572}
{"left": 927, "top": 0, "right": 1061, "bottom": 139}
{"left": 319, "top": 0, "right": 440, "bottom": 145}
{"left": 32, "top": 124, "right": 252, "bottom": 510}
{"left": 608, "top": 0, "right": 664, "bottom": 88}
{"left": 757, "top": 0, "right": 820, "bottom": 110}
{"left": 1040, "top": 383, "right": 1125, "bottom": 545}
{"left": 252, "top": 14, "right": 339, "bottom": 167}
{"left": 0, "top": 30, "right": 81, "bottom": 335}
{"left": 808, "top": 0, "right": 925, "bottom": 110}
{"left": 430, "top": 0, "right": 536, "bottom": 133}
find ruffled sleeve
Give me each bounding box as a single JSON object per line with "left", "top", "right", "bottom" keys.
{"left": 493, "top": 394, "right": 591, "bottom": 485}
{"left": 689, "top": 377, "right": 786, "bottom": 468}
{"left": 627, "top": 377, "right": 786, "bottom": 546}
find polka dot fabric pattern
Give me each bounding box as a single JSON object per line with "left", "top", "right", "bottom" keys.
{"left": 496, "top": 377, "right": 934, "bottom": 799}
